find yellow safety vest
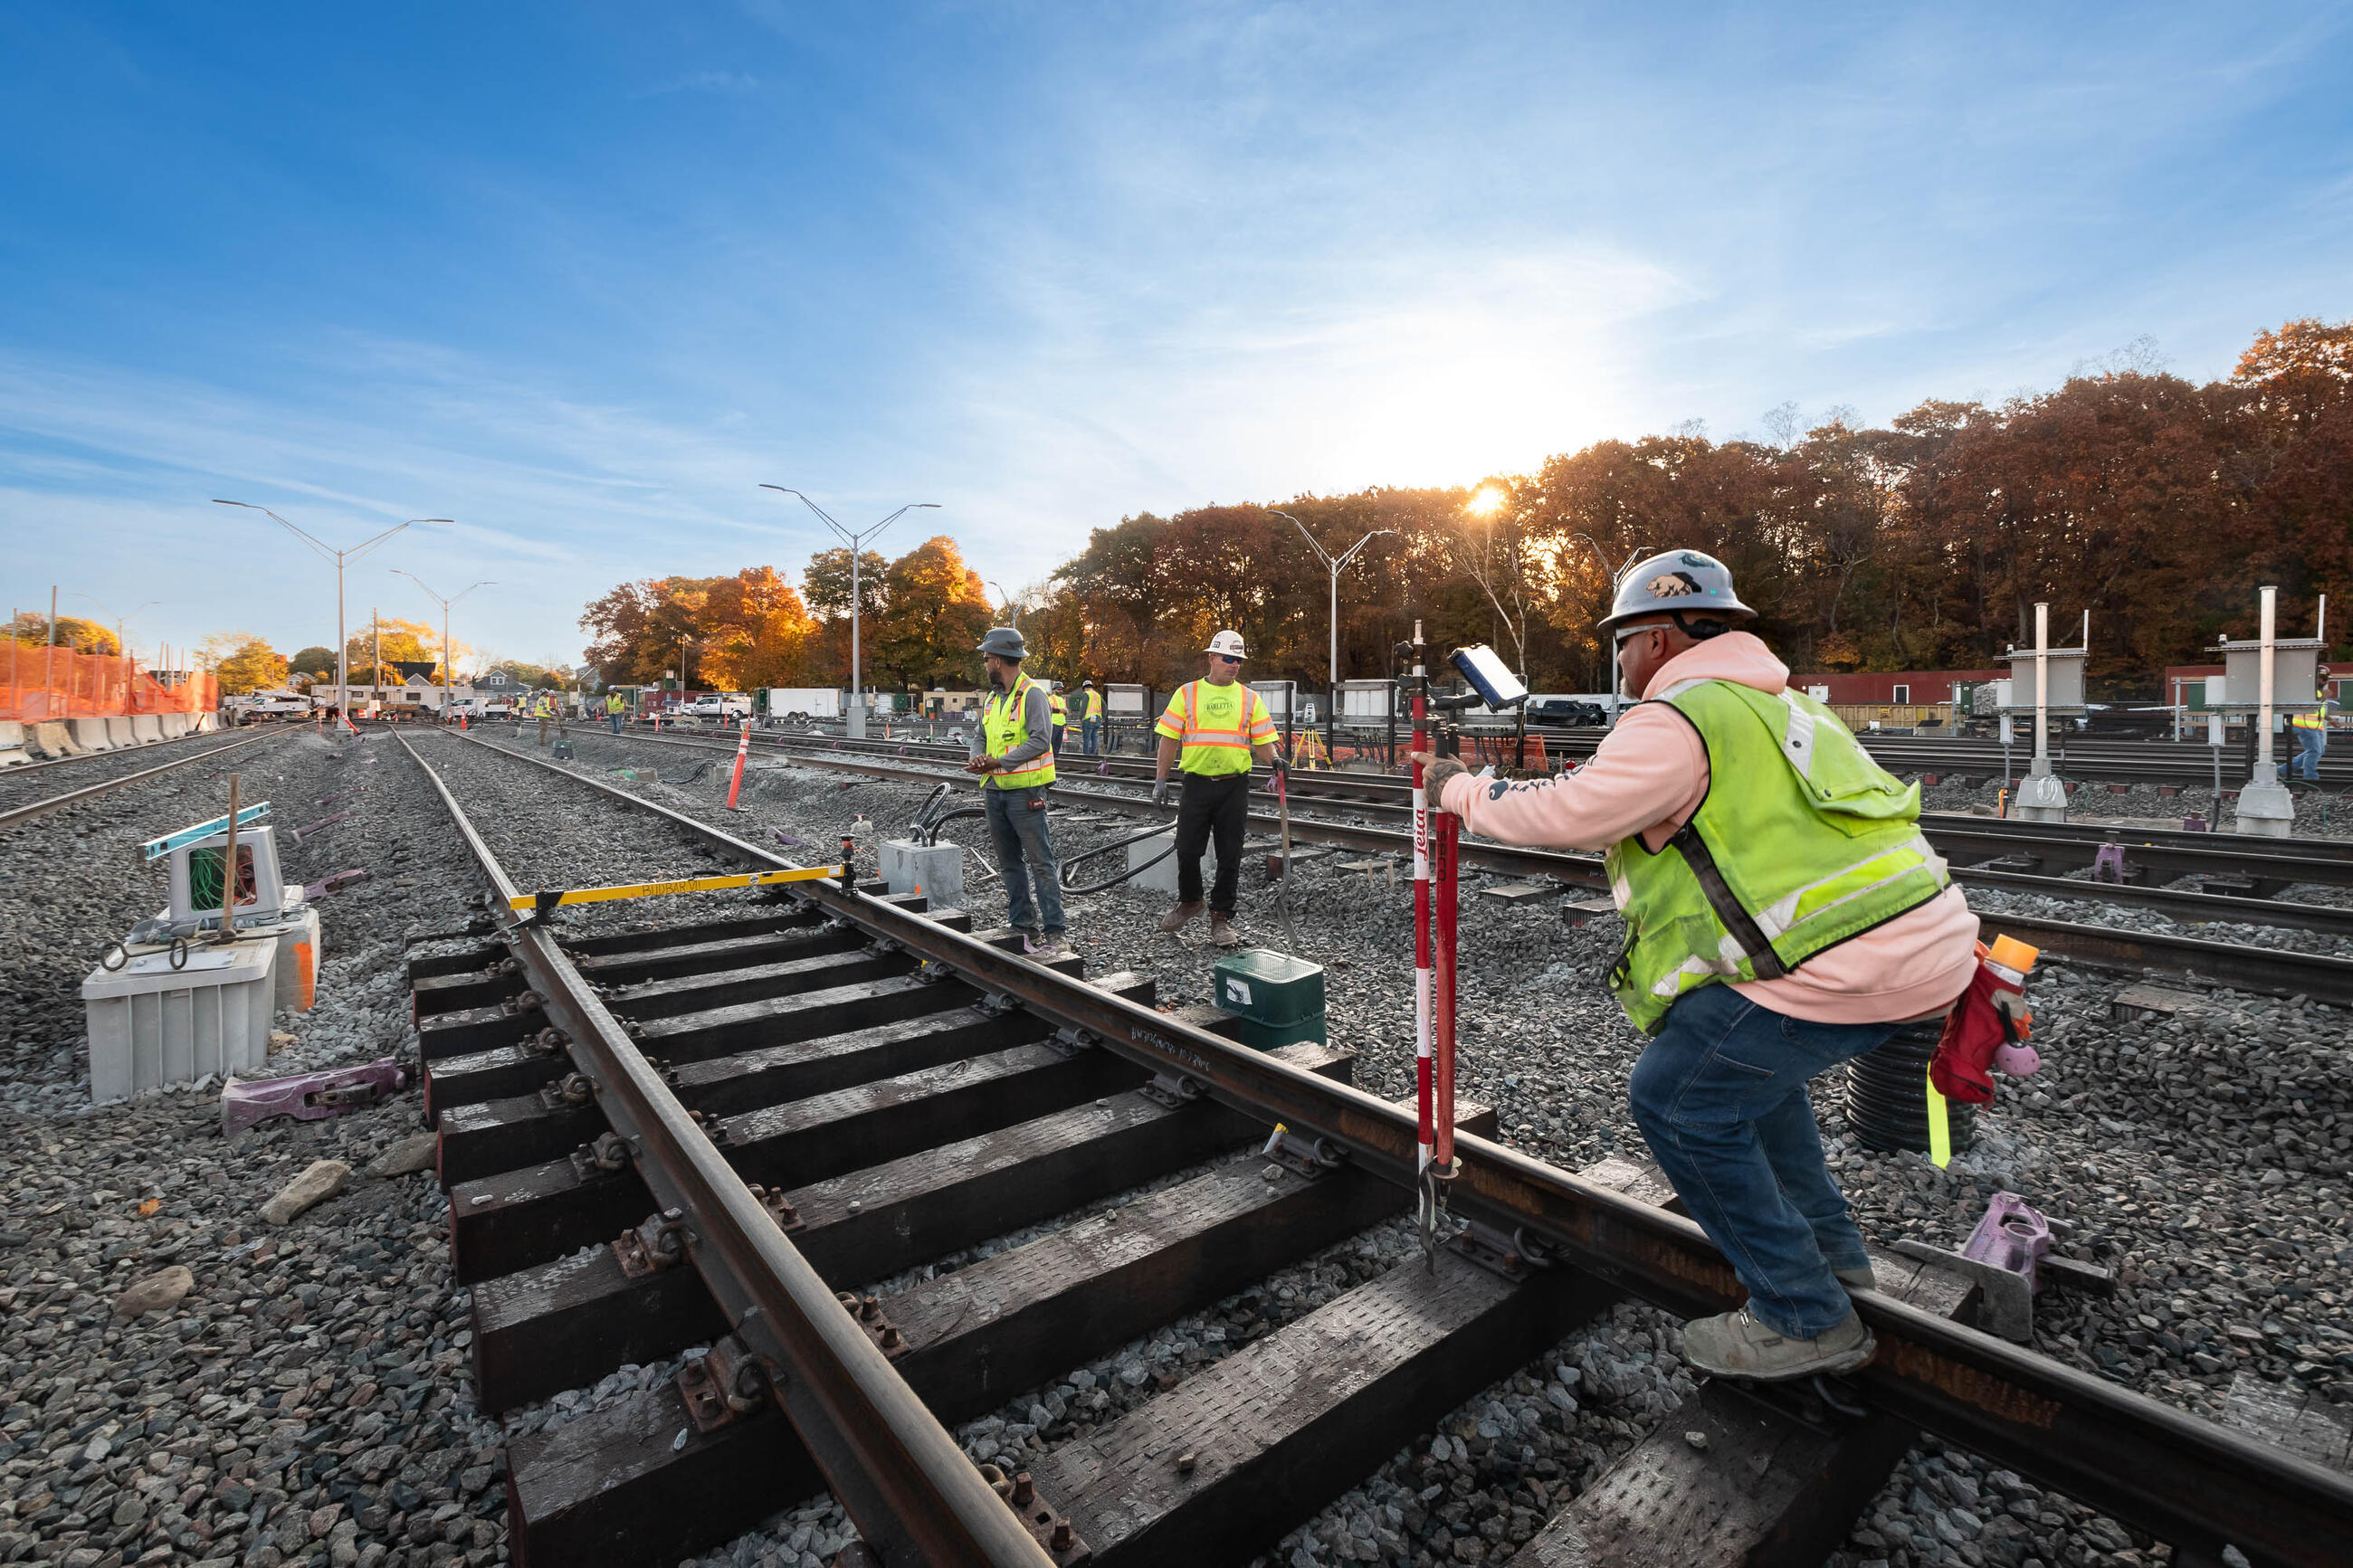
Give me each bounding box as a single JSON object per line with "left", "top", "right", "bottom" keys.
{"left": 1050, "top": 691, "right": 1068, "bottom": 727}
{"left": 1081, "top": 688, "right": 1103, "bottom": 719}
{"left": 605, "top": 693, "right": 624, "bottom": 714}
{"left": 1156, "top": 680, "right": 1274, "bottom": 776}
{"left": 2291, "top": 689, "right": 2329, "bottom": 730}
{"left": 983, "top": 675, "right": 1056, "bottom": 790}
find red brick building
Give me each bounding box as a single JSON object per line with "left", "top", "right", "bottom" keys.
{"left": 1787, "top": 669, "right": 2007, "bottom": 705}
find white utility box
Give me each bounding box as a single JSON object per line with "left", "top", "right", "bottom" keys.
{"left": 83, "top": 939, "right": 277, "bottom": 1101}
{"left": 2211, "top": 638, "right": 2325, "bottom": 711}
{"left": 2001, "top": 648, "right": 2087, "bottom": 713}
{"left": 1339, "top": 680, "right": 1396, "bottom": 718}
{"left": 1106, "top": 683, "right": 1148, "bottom": 717}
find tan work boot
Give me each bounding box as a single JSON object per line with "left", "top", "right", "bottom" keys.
{"left": 1157, "top": 900, "right": 1204, "bottom": 935}
{"left": 1681, "top": 1306, "right": 1875, "bottom": 1382}
{"left": 1208, "top": 913, "right": 1240, "bottom": 947}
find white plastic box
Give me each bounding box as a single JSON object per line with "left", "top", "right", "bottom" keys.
{"left": 83, "top": 939, "right": 277, "bottom": 1101}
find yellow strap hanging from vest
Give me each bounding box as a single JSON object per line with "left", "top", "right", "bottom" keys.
{"left": 505, "top": 865, "right": 847, "bottom": 911}
{"left": 1925, "top": 1068, "right": 1952, "bottom": 1169}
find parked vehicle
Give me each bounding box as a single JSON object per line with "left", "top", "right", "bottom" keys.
{"left": 1526, "top": 698, "right": 1610, "bottom": 727}
{"left": 233, "top": 689, "right": 313, "bottom": 718}
{"left": 685, "top": 692, "right": 753, "bottom": 721}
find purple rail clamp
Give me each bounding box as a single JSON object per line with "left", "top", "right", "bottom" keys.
{"left": 301, "top": 869, "right": 371, "bottom": 900}
{"left": 222, "top": 1057, "right": 406, "bottom": 1139}
{"left": 1963, "top": 1191, "right": 2053, "bottom": 1294}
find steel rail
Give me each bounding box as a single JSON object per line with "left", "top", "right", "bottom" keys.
{"left": 395, "top": 731, "right": 1053, "bottom": 1568}
{"left": 453, "top": 728, "right": 2353, "bottom": 1567}
{"left": 0, "top": 732, "right": 274, "bottom": 834}
{"left": 607, "top": 734, "right": 2353, "bottom": 991}
{"left": 0, "top": 723, "right": 240, "bottom": 783}
{"left": 640, "top": 722, "right": 2353, "bottom": 867}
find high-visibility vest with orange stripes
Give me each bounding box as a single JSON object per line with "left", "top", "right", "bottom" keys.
{"left": 2291, "top": 688, "right": 2330, "bottom": 730}
{"left": 1155, "top": 679, "right": 1275, "bottom": 776}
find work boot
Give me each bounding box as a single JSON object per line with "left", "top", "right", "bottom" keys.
{"left": 1834, "top": 1264, "right": 1877, "bottom": 1293}
{"left": 1209, "top": 913, "right": 1240, "bottom": 948}
{"left": 1024, "top": 932, "right": 1069, "bottom": 959}
{"left": 1157, "top": 901, "right": 1204, "bottom": 935}
{"left": 1680, "top": 1306, "right": 1875, "bottom": 1382}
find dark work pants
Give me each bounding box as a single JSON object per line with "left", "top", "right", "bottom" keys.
{"left": 1176, "top": 772, "right": 1248, "bottom": 913}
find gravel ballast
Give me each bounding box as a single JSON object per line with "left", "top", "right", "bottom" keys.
{"left": 5, "top": 718, "right": 2343, "bottom": 1568}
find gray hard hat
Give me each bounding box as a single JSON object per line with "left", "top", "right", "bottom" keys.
{"left": 976, "top": 626, "right": 1028, "bottom": 660}
{"left": 1597, "top": 549, "right": 1758, "bottom": 632}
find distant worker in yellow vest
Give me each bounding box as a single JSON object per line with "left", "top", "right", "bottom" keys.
{"left": 535, "top": 690, "right": 554, "bottom": 746}
{"left": 2282, "top": 665, "right": 2336, "bottom": 784}
{"left": 1049, "top": 682, "right": 1069, "bottom": 756}
{"left": 1152, "top": 630, "right": 1278, "bottom": 947}
{"left": 1409, "top": 550, "right": 1980, "bottom": 1382}
{"left": 605, "top": 690, "right": 626, "bottom": 736}
{"left": 1079, "top": 679, "right": 1105, "bottom": 755}
{"left": 965, "top": 627, "right": 1067, "bottom": 957}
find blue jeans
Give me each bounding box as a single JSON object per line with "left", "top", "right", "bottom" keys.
{"left": 984, "top": 784, "right": 1064, "bottom": 936}
{"left": 1627, "top": 984, "right": 1892, "bottom": 1339}
{"left": 1081, "top": 719, "right": 1100, "bottom": 755}
{"left": 2281, "top": 727, "right": 2325, "bottom": 782}
{"left": 608, "top": 713, "right": 622, "bottom": 735}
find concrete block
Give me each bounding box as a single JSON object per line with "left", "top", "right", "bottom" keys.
{"left": 1127, "top": 829, "right": 1182, "bottom": 896}
{"left": 31, "top": 720, "right": 77, "bottom": 756}
{"left": 1480, "top": 881, "right": 1559, "bottom": 904}
{"left": 878, "top": 838, "right": 965, "bottom": 916}
{"left": 130, "top": 715, "right": 163, "bottom": 744}
{"left": 104, "top": 717, "right": 136, "bottom": 748}
{"left": 195, "top": 712, "right": 218, "bottom": 732}
{"left": 0, "top": 721, "right": 29, "bottom": 768}
{"left": 65, "top": 717, "right": 115, "bottom": 752}
{"left": 1561, "top": 896, "right": 1619, "bottom": 926}
{"left": 2111, "top": 984, "right": 2211, "bottom": 1024}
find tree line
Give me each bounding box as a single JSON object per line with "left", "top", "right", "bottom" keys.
{"left": 579, "top": 317, "right": 2350, "bottom": 701}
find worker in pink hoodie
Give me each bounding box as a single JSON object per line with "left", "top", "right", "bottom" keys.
{"left": 1412, "top": 549, "right": 1978, "bottom": 1382}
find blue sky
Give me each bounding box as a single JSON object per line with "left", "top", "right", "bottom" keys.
{"left": 3, "top": 3, "right": 2348, "bottom": 670}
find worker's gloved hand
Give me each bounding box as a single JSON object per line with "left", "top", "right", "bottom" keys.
{"left": 1269, "top": 750, "right": 1289, "bottom": 777}
{"left": 1151, "top": 778, "right": 1174, "bottom": 807}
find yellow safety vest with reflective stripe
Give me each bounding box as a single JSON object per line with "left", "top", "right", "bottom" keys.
{"left": 2291, "top": 689, "right": 2329, "bottom": 730}
{"left": 1081, "top": 688, "right": 1103, "bottom": 720}
{"left": 982, "top": 674, "right": 1056, "bottom": 789}
{"left": 1050, "top": 691, "right": 1068, "bottom": 727}
{"left": 1156, "top": 679, "right": 1275, "bottom": 776}
{"left": 605, "top": 693, "right": 624, "bottom": 714}
{"left": 1605, "top": 679, "right": 1951, "bottom": 1035}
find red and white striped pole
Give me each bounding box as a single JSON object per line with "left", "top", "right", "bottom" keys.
{"left": 725, "top": 717, "right": 750, "bottom": 810}
{"left": 1433, "top": 785, "right": 1460, "bottom": 1177}
{"left": 1410, "top": 622, "right": 1434, "bottom": 1183}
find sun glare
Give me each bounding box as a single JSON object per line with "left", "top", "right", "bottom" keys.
{"left": 1465, "top": 486, "right": 1505, "bottom": 518}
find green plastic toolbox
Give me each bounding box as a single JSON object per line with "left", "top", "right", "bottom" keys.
{"left": 1213, "top": 948, "right": 1326, "bottom": 1026}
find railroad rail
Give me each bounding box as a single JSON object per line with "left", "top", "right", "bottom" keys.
{"left": 0, "top": 731, "right": 274, "bottom": 834}
{"left": 561, "top": 725, "right": 2353, "bottom": 999}
{"left": 402, "top": 727, "right": 2353, "bottom": 1567}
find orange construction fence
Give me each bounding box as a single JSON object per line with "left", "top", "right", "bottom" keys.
{"left": 1, "top": 640, "right": 219, "bottom": 723}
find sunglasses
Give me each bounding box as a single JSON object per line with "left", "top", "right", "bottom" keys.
{"left": 1211, "top": 653, "right": 1240, "bottom": 664}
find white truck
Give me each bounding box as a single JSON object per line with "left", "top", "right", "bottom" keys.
{"left": 763, "top": 688, "right": 842, "bottom": 721}
{"left": 685, "top": 692, "right": 753, "bottom": 722}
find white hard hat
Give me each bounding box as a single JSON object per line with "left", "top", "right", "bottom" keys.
{"left": 1205, "top": 629, "right": 1247, "bottom": 659}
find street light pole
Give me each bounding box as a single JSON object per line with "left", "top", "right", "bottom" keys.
{"left": 1270, "top": 509, "right": 1396, "bottom": 734}
{"left": 759, "top": 487, "right": 939, "bottom": 738}
{"left": 214, "top": 502, "right": 447, "bottom": 717}
{"left": 391, "top": 572, "right": 492, "bottom": 722}
{"left": 988, "top": 582, "right": 1020, "bottom": 632}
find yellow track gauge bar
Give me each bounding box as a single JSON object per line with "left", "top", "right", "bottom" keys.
{"left": 507, "top": 865, "right": 848, "bottom": 912}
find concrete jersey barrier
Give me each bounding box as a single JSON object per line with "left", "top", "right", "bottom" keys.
{"left": 104, "top": 717, "right": 136, "bottom": 748}
{"left": 0, "top": 721, "right": 29, "bottom": 767}
{"left": 32, "top": 720, "right": 78, "bottom": 757}
{"left": 64, "top": 717, "right": 113, "bottom": 752}
{"left": 130, "top": 715, "right": 163, "bottom": 744}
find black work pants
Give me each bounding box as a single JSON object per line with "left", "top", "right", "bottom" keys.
{"left": 1176, "top": 772, "right": 1249, "bottom": 913}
